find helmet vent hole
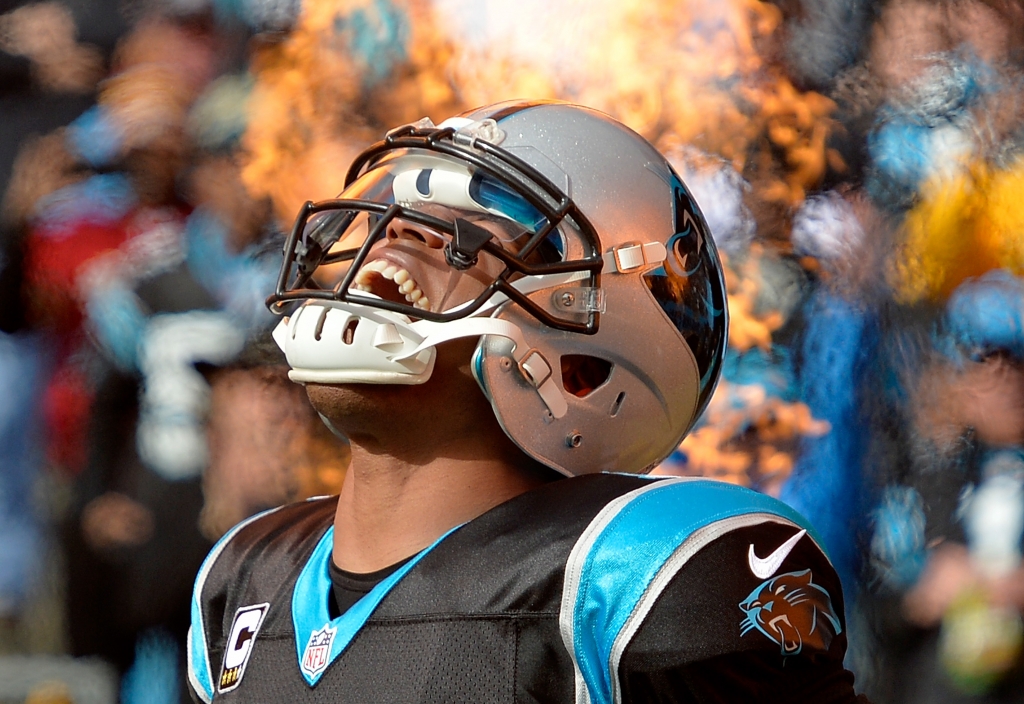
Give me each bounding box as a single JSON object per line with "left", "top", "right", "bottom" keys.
{"left": 342, "top": 318, "right": 359, "bottom": 345}
{"left": 610, "top": 392, "right": 626, "bottom": 417}
{"left": 560, "top": 355, "right": 613, "bottom": 398}
{"left": 314, "top": 307, "right": 329, "bottom": 341}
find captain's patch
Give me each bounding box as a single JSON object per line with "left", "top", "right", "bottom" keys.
{"left": 219, "top": 603, "right": 270, "bottom": 693}
{"left": 301, "top": 624, "right": 337, "bottom": 679}
{"left": 739, "top": 570, "right": 841, "bottom": 656}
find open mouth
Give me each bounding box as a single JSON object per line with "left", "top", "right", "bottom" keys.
{"left": 351, "top": 259, "right": 431, "bottom": 312}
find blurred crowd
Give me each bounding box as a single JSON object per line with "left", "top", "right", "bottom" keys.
{"left": 4, "top": 0, "right": 1024, "bottom": 702}
{"left": 0, "top": 1, "right": 348, "bottom": 701}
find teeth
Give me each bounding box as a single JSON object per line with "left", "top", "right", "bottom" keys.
{"left": 352, "top": 261, "right": 431, "bottom": 312}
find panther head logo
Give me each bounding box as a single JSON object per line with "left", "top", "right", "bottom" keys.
{"left": 739, "top": 570, "right": 841, "bottom": 656}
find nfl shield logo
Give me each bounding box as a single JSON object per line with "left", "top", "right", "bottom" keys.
{"left": 301, "top": 624, "right": 337, "bottom": 678}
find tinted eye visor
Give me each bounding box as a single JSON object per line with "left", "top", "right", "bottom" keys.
{"left": 393, "top": 164, "right": 547, "bottom": 239}
{"left": 468, "top": 171, "right": 547, "bottom": 232}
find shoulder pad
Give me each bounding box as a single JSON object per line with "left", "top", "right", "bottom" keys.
{"left": 559, "top": 478, "right": 827, "bottom": 704}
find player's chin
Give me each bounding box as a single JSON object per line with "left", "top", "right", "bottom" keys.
{"left": 307, "top": 379, "right": 439, "bottom": 423}
{"left": 305, "top": 381, "right": 414, "bottom": 411}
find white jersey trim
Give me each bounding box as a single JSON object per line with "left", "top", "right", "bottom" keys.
{"left": 188, "top": 505, "right": 285, "bottom": 702}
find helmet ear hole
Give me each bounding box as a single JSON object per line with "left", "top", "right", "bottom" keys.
{"left": 560, "top": 354, "right": 613, "bottom": 398}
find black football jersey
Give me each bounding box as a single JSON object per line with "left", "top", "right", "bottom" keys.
{"left": 188, "top": 474, "right": 866, "bottom": 703}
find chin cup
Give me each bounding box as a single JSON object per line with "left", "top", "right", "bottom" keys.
{"left": 273, "top": 296, "right": 569, "bottom": 419}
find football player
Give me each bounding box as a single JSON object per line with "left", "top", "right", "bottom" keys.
{"left": 187, "top": 101, "right": 869, "bottom": 702}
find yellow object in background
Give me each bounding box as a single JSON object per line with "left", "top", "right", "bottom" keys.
{"left": 893, "top": 158, "right": 1024, "bottom": 303}
{"left": 940, "top": 589, "right": 1024, "bottom": 695}
{"left": 24, "top": 681, "right": 73, "bottom": 704}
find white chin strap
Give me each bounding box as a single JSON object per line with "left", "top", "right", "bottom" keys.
{"left": 272, "top": 272, "right": 586, "bottom": 418}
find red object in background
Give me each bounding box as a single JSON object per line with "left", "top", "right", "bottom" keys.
{"left": 21, "top": 197, "right": 190, "bottom": 474}
{"left": 42, "top": 363, "right": 93, "bottom": 475}
{"left": 22, "top": 212, "right": 135, "bottom": 475}
{"left": 22, "top": 213, "right": 135, "bottom": 333}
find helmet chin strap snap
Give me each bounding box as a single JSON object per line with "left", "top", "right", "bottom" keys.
{"left": 397, "top": 317, "right": 568, "bottom": 419}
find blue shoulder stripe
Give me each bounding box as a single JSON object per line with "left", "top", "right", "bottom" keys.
{"left": 559, "top": 477, "right": 822, "bottom": 704}
{"left": 188, "top": 506, "right": 284, "bottom": 703}
{"left": 292, "top": 524, "right": 462, "bottom": 686}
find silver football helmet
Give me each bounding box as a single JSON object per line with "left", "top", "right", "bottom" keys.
{"left": 268, "top": 101, "right": 727, "bottom": 476}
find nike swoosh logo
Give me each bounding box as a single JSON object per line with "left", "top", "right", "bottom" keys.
{"left": 748, "top": 529, "right": 807, "bottom": 580}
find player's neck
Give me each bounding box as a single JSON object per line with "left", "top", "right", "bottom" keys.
{"left": 331, "top": 425, "right": 554, "bottom": 573}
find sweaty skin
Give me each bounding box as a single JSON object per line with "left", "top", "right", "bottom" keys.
{"left": 307, "top": 212, "right": 555, "bottom": 574}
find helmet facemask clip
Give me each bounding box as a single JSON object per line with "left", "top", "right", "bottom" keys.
{"left": 444, "top": 218, "right": 493, "bottom": 270}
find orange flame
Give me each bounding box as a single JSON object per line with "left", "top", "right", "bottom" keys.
{"left": 241, "top": 0, "right": 839, "bottom": 223}
{"left": 723, "top": 250, "right": 785, "bottom": 353}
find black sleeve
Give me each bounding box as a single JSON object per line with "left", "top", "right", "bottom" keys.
{"left": 620, "top": 649, "right": 869, "bottom": 703}
{"left": 619, "top": 522, "right": 869, "bottom": 703}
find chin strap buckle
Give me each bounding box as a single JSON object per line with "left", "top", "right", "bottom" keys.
{"left": 603, "top": 241, "right": 668, "bottom": 273}
{"left": 518, "top": 349, "right": 552, "bottom": 387}
{"left": 395, "top": 317, "right": 569, "bottom": 419}
{"left": 514, "top": 347, "right": 566, "bottom": 419}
